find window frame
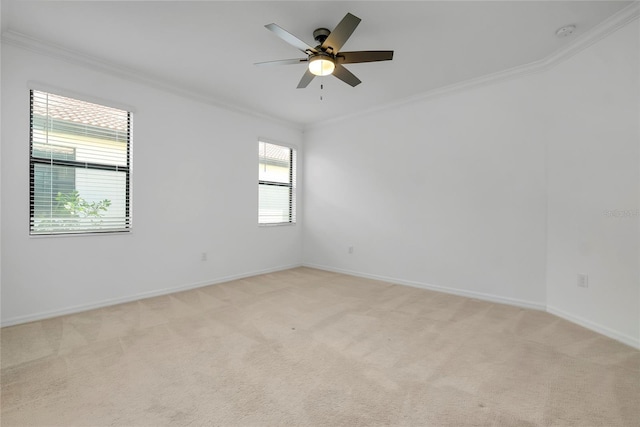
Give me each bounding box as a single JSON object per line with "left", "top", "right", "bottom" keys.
{"left": 258, "top": 139, "right": 297, "bottom": 226}
{"left": 29, "top": 89, "right": 133, "bottom": 236}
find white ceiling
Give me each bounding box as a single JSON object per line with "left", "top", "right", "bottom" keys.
{"left": 1, "top": 1, "right": 634, "bottom": 128}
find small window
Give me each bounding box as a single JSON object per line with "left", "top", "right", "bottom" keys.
{"left": 258, "top": 141, "right": 296, "bottom": 225}
{"left": 30, "top": 90, "right": 132, "bottom": 235}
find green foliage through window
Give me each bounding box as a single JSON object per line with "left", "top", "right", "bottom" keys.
{"left": 56, "top": 191, "right": 111, "bottom": 219}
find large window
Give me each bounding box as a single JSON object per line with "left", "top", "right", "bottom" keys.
{"left": 30, "top": 90, "right": 132, "bottom": 235}
{"left": 258, "top": 141, "right": 296, "bottom": 225}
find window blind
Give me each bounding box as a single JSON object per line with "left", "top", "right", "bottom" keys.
{"left": 258, "top": 141, "right": 296, "bottom": 224}
{"left": 30, "top": 90, "right": 132, "bottom": 235}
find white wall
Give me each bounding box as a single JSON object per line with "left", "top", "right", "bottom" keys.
{"left": 543, "top": 21, "right": 639, "bottom": 346}
{"left": 303, "top": 73, "right": 549, "bottom": 308}
{"left": 0, "top": 44, "right": 303, "bottom": 325}
{"left": 303, "top": 19, "right": 639, "bottom": 347}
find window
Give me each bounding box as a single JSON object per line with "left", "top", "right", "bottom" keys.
{"left": 258, "top": 141, "right": 296, "bottom": 225}
{"left": 30, "top": 90, "right": 132, "bottom": 235}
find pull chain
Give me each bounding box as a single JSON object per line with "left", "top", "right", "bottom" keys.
{"left": 320, "top": 83, "right": 323, "bottom": 101}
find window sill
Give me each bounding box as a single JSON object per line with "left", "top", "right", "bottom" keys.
{"left": 29, "top": 230, "right": 133, "bottom": 239}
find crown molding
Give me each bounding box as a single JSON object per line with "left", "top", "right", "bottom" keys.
{"left": 3, "top": 1, "right": 638, "bottom": 133}
{"left": 305, "top": 1, "right": 640, "bottom": 131}
{"left": 541, "top": 1, "right": 640, "bottom": 69}
{"left": 0, "top": 30, "right": 305, "bottom": 132}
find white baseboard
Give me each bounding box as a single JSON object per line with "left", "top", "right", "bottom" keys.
{"left": 547, "top": 305, "right": 639, "bottom": 350}
{"left": 5, "top": 263, "right": 638, "bottom": 350}
{"left": 0, "top": 263, "right": 302, "bottom": 328}
{"left": 303, "top": 263, "right": 546, "bottom": 311}
{"left": 304, "top": 263, "right": 639, "bottom": 350}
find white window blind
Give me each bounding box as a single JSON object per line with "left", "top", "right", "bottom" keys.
{"left": 30, "top": 90, "right": 132, "bottom": 235}
{"left": 258, "top": 141, "right": 296, "bottom": 225}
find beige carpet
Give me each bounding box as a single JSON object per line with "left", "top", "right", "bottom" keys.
{"left": 1, "top": 267, "right": 639, "bottom": 426}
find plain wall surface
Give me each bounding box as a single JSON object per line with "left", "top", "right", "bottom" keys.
{"left": 303, "top": 72, "right": 549, "bottom": 308}
{"left": 303, "top": 19, "right": 639, "bottom": 346}
{"left": 543, "top": 20, "right": 639, "bottom": 345}
{"left": 1, "top": 44, "right": 303, "bottom": 324}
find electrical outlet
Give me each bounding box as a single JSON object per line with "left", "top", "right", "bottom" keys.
{"left": 201, "top": 252, "right": 208, "bottom": 261}
{"left": 348, "top": 246, "right": 354, "bottom": 254}
{"left": 577, "top": 274, "right": 588, "bottom": 288}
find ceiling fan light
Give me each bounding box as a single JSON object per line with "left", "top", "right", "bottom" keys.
{"left": 309, "top": 56, "right": 335, "bottom": 76}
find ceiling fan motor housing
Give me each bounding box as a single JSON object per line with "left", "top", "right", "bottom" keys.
{"left": 313, "top": 28, "right": 331, "bottom": 46}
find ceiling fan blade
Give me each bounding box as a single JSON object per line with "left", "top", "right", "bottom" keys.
{"left": 254, "top": 58, "right": 308, "bottom": 66}
{"left": 297, "top": 69, "right": 316, "bottom": 88}
{"left": 265, "top": 23, "right": 317, "bottom": 54}
{"left": 332, "top": 64, "right": 361, "bottom": 87}
{"left": 322, "top": 13, "right": 361, "bottom": 53}
{"left": 337, "top": 50, "right": 394, "bottom": 64}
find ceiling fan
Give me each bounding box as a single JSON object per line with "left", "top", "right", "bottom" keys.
{"left": 255, "top": 12, "right": 394, "bottom": 88}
